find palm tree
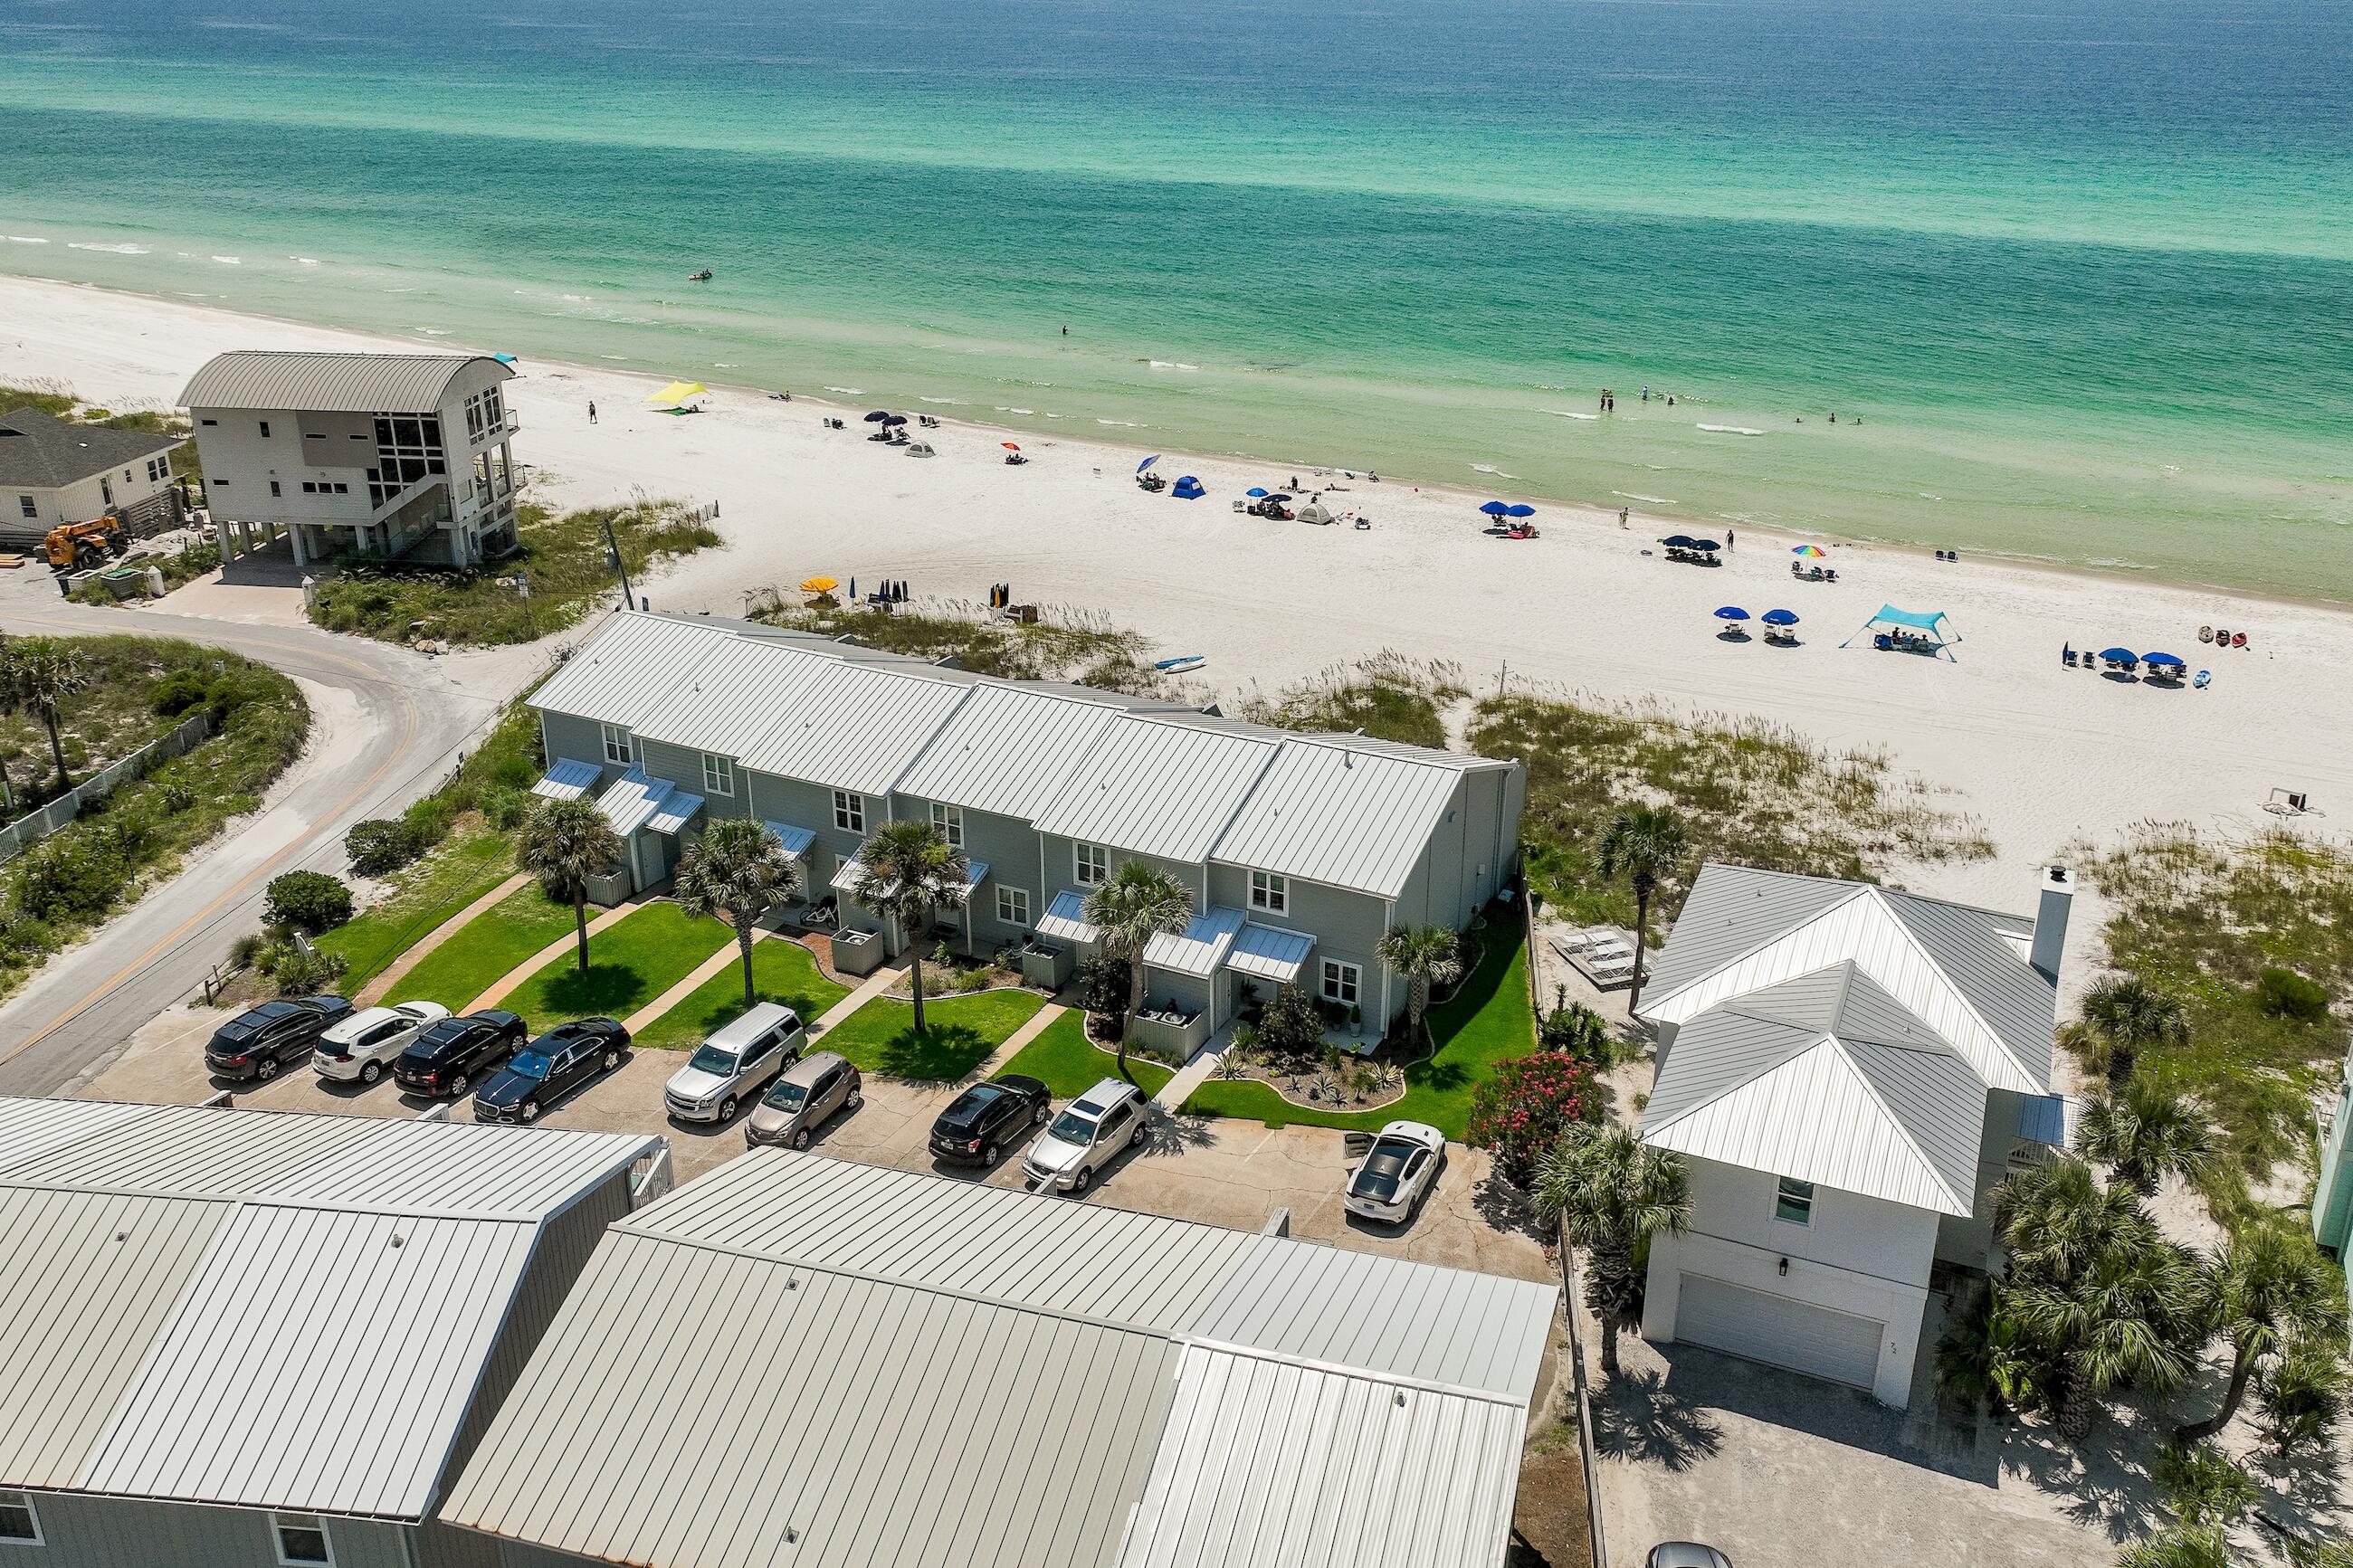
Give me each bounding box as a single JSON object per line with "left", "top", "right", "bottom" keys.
{"left": 853, "top": 818, "right": 968, "bottom": 1033}
{"left": 672, "top": 819, "right": 800, "bottom": 1011}
{"left": 1596, "top": 805, "right": 1688, "bottom": 1014}
{"left": 1082, "top": 860, "right": 1194, "bottom": 1082}
{"left": 1993, "top": 1156, "right": 2208, "bottom": 1439}
{"left": 2176, "top": 1222, "right": 2347, "bottom": 1443}
{"left": 516, "top": 797, "right": 624, "bottom": 974}
{"left": 2117, "top": 1525, "right": 2229, "bottom": 1568}
{"left": 2062, "top": 974, "right": 2188, "bottom": 1088}
{"left": 2078, "top": 1079, "right": 2212, "bottom": 1198}
{"left": 1, "top": 637, "right": 91, "bottom": 793}
{"left": 1375, "top": 924, "right": 1462, "bottom": 1048}
{"left": 1534, "top": 1123, "right": 1691, "bottom": 1374}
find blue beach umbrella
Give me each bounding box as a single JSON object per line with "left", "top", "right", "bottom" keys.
{"left": 881, "top": 413, "right": 907, "bottom": 426}
{"left": 2143, "top": 651, "right": 2186, "bottom": 668}
{"left": 1662, "top": 534, "right": 1696, "bottom": 547}
{"left": 862, "top": 410, "right": 891, "bottom": 423}
{"left": 1246, "top": 488, "right": 1269, "bottom": 498}
{"left": 1265, "top": 494, "right": 1292, "bottom": 503}
{"left": 1479, "top": 500, "right": 1510, "bottom": 517}
{"left": 1506, "top": 504, "right": 1536, "bottom": 518}
{"left": 1138, "top": 455, "right": 1160, "bottom": 472}
{"left": 2099, "top": 646, "right": 2139, "bottom": 663}
{"left": 1762, "top": 609, "right": 1799, "bottom": 626}
{"left": 1690, "top": 538, "right": 1723, "bottom": 552}
{"left": 1714, "top": 606, "right": 1749, "bottom": 621}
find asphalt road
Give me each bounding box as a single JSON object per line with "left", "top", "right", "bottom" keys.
{"left": 0, "top": 589, "right": 527, "bottom": 1095}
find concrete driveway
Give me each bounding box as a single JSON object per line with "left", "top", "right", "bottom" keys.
{"left": 0, "top": 575, "right": 542, "bottom": 1096}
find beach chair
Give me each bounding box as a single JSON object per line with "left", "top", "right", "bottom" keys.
{"left": 2063, "top": 649, "right": 2077, "bottom": 667}
{"left": 1874, "top": 633, "right": 1894, "bottom": 651}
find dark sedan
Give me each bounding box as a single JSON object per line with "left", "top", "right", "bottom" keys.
{"left": 395, "top": 1009, "right": 528, "bottom": 1098}
{"left": 928, "top": 1073, "right": 1052, "bottom": 1166}
{"left": 472, "top": 1019, "right": 629, "bottom": 1124}
{"left": 204, "top": 995, "right": 355, "bottom": 1081}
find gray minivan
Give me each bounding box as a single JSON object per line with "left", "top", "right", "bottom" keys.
{"left": 745, "top": 1050, "right": 862, "bottom": 1149}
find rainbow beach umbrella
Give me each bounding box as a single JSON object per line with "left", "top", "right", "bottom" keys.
{"left": 1791, "top": 544, "right": 1827, "bottom": 557}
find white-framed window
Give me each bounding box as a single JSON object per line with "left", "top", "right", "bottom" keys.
{"left": 929, "top": 802, "right": 963, "bottom": 848}
{"left": 1774, "top": 1175, "right": 1815, "bottom": 1226}
{"left": 272, "top": 1514, "right": 333, "bottom": 1566}
{"left": 1075, "top": 842, "right": 1108, "bottom": 886}
{"left": 1250, "top": 870, "right": 1288, "bottom": 914}
{"left": 996, "top": 886, "right": 1030, "bottom": 927}
{"left": 1320, "top": 959, "right": 1360, "bottom": 1006}
{"left": 148, "top": 455, "right": 171, "bottom": 482}
{"left": 833, "top": 790, "right": 865, "bottom": 833}
{"left": 700, "top": 753, "right": 734, "bottom": 796}
{"left": 601, "top": 724, "right": 634, "bottom": 766}
{"left": 0, "top": 1491, "right": 43, "bottom": 1545}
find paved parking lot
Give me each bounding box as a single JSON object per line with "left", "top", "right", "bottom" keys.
{"left": 91, "top": 1004, "right": 1553, "bottom": 1273}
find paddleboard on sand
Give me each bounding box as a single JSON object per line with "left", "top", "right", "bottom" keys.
{"left": 1155, "top": 655, "right": 1206, "bottom": 673}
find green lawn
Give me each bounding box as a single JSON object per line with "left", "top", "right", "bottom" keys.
{"left": 815, "top": 987, "right": 1046, "bottom": 1082}
{"left": 997, "top": 1010, "right": 1171, "bottom": 1098}
{"left": 1181, "top": 901, "right": 1537, "bottom": 1138}
{"left": 634, "top": 936, "right": 852, "bottom": 1051}
{"left": 386, "top": 882, "right": 590, "bottom": 1012}
{"left": 318, "top": 828, "right": 519, "bottom": 994}
{"left": 496, "top": 901, "right": 734, "bottom": 1026}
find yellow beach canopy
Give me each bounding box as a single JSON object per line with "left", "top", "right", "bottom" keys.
{"left": 799, "top": 576, "right": 838, "bottom": 594}
{"left": 647, "top": 380, "right": 708, "bottom": 405}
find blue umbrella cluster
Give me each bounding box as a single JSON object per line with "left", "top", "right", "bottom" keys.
{"left": 2099, "top": 646, "right": 2139, "bottom": 663}
{"left": 2143, "top": 651, "right": 2186, "bottom": 668}
{"left": 1714, "top": 606, "right": 1749, "bottom": 621}
{"left": 1480, "top": 500, "right": 1510, "bottom": 517}
{"left": 1762, "top": 609, "right": 1800, "bottom": 626}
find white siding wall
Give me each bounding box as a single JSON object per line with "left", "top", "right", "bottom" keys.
{"left": 1642, "top": 1154, "right": 1937, "bottom": 1408}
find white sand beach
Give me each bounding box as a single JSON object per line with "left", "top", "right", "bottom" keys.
{"left": 6, "top": 273, "right": 2350, "bottom": 984}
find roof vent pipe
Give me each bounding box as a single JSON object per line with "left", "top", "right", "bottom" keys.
{"left": 2031, "top": 865, "right": 2072, "bottom": 983}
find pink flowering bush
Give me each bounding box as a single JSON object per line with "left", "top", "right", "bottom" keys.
{"left": 1465, "top": 1052, "right": 1595, "bottom": 1187}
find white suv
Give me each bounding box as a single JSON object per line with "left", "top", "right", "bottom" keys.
{"left": 1023, "top": 1076, "right": 1148, "bottom": 1195}
{"left": 314, "top": 1001, "right": 451, "bottom": 1085}
{"left": 663, "top": 1003, "right": 805, "bottom": 1123}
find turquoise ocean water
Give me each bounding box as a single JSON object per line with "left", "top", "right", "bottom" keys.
{"left": 3, "top": 0, "right": 2349, "bottom": 596}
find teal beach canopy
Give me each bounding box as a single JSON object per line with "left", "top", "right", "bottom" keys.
{"left": 1841, "top": 604, "right": 1962, "bottom": 659}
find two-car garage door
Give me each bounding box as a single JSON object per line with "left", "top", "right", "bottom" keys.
{"left": 1675, "top": 1274, "right": 1883, "bottom": 1391}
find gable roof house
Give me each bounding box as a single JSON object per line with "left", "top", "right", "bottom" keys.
{"left": 526, "top": 613, "right": 1525, "bottom": 1050}
{"left": 0, "top": 407, "right": 186, "bottom": 546}
{"left": 439, "top": 1149, "right": 1558, "bottom": 1568}
{"left": 1631, "top": 863, "right": 2077, "bottom": 1407}
{"left": 0, "top": 1098, "right": 662, "bottom": 1567}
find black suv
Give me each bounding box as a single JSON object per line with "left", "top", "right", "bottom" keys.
{"left": 473, "top": 1018, "right": 630, "bottom": 1124}
{"left": 394, "top": 1009, "right": 528, "bottom": 1098}
{"left": 928, "top": 1073, "right": 1052, "bottom": 1166}
{"left": 204, "top": 996, "right": 355, "bottom": 1082}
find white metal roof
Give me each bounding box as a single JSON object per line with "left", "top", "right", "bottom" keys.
{"left": 439, "top": 1151, "right": 1554, "bottom": 1568}
{"left": 1209, "top": 739, "right": 1462, "bottom": 898}
{"left": 179, "top": 350, "right": 510, "bottom": 413}
{"left": 1033, "top": 717, "right": 1279, "bottom": 864}
{"left": 1227, "top": 922, "right": 1316, "bottom": 983}
{"left": 1037, "top": 889, "right": 1100, "bottom": 944}
{"left": 645, "top": 787, "right": 704, "bottom": 836}
{"left": 595, "top": 766, "right": 672, "bottom": 837}
{"left": 763, "top": 821, "right": 817, "bottom": 860}
{"left": 531, "top": 613, "right": 742, "bottom": 727}
{"left": 0, "top": 1099, "right": 657, "bottom": 1520}
{"left": 1639, "top": 864, "right": 2054, "bottom": 1096}
{"left": 1144, "top": 905, "right": 1247, "bottom": 980}
{"left": 892, "top": 680, "right": 1124, "bottom": 819}
{"left": 531, "top": 756, "right": 601, "bottom": 800}
{"left": 632, "top": 636, "right": 837, "bottom": 753}
{"left": 739, "top": 659, "right": 972, "bottom": 796}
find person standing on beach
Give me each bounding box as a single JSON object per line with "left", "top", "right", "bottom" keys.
{"left": 1619, "top": 507, "right": 1629, "bottom": 528}
{"left": 1727, "top": 527, "right": 1736, "bottom": 549}
{"left": 588, "top": 400, "right": 597, "bottom": 423}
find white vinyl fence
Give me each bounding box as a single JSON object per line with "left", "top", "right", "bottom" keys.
{"left": 0, "top": 711, "right": 212, "bottom": 864}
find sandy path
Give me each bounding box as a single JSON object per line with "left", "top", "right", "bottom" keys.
{"left": 6, "top": 273, "right": 2349, "bottom": 1001}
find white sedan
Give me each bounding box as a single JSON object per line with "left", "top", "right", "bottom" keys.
{"left": 314, "top": 1001, "right": 452, "bottom": 1085}
{"left": 1343, "top": 1120, "right": 1447, "bottom": 1224}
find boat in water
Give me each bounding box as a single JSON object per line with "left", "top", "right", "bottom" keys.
{"left": 686, "top": 269, "right": 713, "bottom": 281}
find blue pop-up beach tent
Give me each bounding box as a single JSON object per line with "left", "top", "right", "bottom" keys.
{"left": 1171, "top": 475, "right": 1205, "bottom": 499}
{"left": 1842, "top": 604, "right": 1961, "bottom": 660}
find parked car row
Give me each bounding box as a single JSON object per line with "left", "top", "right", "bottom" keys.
{"left": 205, "top": 996, "right": 632, "bottom": 1123}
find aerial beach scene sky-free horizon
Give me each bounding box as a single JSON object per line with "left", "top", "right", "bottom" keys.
{"left": 4, "top": 0, "right": 2349, "bottom": 596}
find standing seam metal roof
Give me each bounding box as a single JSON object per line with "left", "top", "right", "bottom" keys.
{"left": 1208, "top": 739, "right": 1463, "bottom": 898}
{"left": 738, "top": 660, "right": 973, "bottom": 796}
{"left": 531, "top": 613, "right": 748, "bottom": 728}
{"left": 178, "top": 350, "right": 512, "bottom": 413}
{"left": 0, "top": 1099, "right": 657, "bottom": 1519}
{"left": 1031, "top": 717, "right": 1280, "bottom": 865}
{"left": 891, "top": 681, "right": 1127, "bottom": 820}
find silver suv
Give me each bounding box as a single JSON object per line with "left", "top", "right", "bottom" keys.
{"left": 1022, "top": 1077, "right": 1148, "bottom": 1195}
{"left": 663, "top": 1003, "right": 805, "bottom": 1123}
{"left": 746, "top": 1050, "right": 862, "bottom": 1149}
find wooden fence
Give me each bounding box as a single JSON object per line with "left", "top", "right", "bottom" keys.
{"left": 0, "top": 710, "right": 212, "bottom": 863}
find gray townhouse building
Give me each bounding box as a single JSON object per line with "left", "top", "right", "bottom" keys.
{"left": 528, "top": 612, "right": 1524, "bottom": 1049}
{"left": 0, "top": 1098, "right": 662, "bottom": 1568}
